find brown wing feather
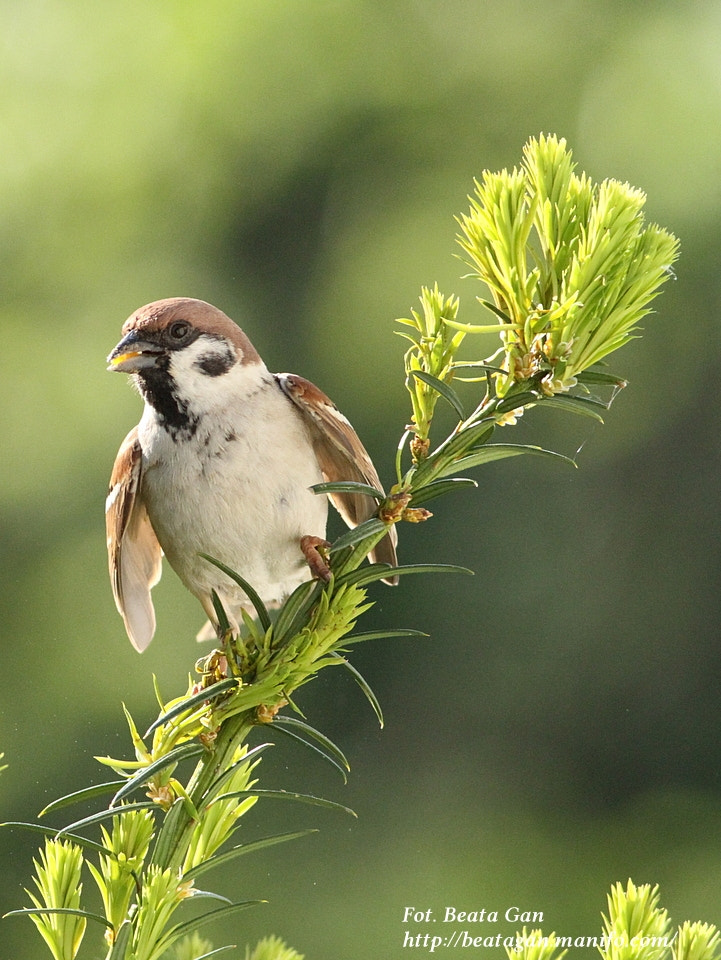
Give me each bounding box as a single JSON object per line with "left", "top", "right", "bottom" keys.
{"left": 275, "top": 373, "right": 398, "bottom": 582}
{"left": 106, "top": 426, "right": 163, "bottom": 650}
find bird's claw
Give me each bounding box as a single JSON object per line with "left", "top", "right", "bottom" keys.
{"left": 300, "top": 535, "right": 332, "bottom": 582}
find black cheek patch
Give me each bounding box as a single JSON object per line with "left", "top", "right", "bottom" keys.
{"left": 195, "top": 349, "right": 235, "bottom": 377}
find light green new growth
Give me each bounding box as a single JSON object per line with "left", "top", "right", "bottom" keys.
{"left": 455, "top": 134, "right": 679, "bottom": 397}
{"left": 509, "top": 881, "right": 721, "bottom": 960}
{"left": 397, "top": 283, "right": 463, "bottom": 458}
{"left": 674, "top": 921, "right": 721, "bottom": 960}
{"left": 600, "top": 880, "right": 671, "bottom": 960}
{"left": 131, "top": 866, "right": 195, "bottom": 960}
{"left": 87, "top": 809, "right": 155, "bottom": 940}
{"left": 179, "top": 744, "right": 260, "bottom": 872}
{"left": 5, "top": 135, "right": 682, "bottom": 960}
{"left": 245, "top": 936, "right": 305, "bottom": 960}
{"left": 25, "top": 840, "right": 87, "bottom": 960}
{"left": 172, "top": 933, "right": 217, "bottom": 960}
{"left": 507, "top": 928, "right": 568, "bottom": 960}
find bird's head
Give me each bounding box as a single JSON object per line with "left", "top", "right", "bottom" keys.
{"left": 108, "top": 297, "right": 261, "bottom": 374}
{"left": 108, "top": 298, "right": 265, "bottom": 429}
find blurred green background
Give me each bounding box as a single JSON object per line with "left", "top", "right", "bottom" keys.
{"left": 2, "top": 1, "right": 720, "bottom": 957}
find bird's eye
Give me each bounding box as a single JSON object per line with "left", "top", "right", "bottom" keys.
{"left": 168, "top": 321, "right": 191, "bottom": 341}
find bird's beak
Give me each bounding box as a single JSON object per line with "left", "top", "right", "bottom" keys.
{"left": 107, "top": 333, "right": 163, "bottom": 373}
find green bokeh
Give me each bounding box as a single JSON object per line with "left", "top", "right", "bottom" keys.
{"left": 2, "top": 1, "right": 720, "bottom": 957}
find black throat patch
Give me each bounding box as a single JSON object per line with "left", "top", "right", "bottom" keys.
{"left": 135, "top": 360, "right": 199, "bottom": 440}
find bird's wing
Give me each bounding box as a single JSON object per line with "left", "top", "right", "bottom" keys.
{"left": 106, "top": 426, "right": 163, "bottom": 650}
{"left": 275, "top": 373, "right": 398, "bottom": 582}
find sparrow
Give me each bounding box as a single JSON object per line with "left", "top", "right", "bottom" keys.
{"left": 106, "top": 297, "right": 398, "bottom": 652}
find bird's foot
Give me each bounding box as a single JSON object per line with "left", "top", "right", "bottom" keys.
{"left": 300, "top": 535, "right": 332, "bottom": 582}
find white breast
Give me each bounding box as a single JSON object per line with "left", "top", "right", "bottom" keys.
{"left": 137, "top": 361, "right": 327, "bottom": 624}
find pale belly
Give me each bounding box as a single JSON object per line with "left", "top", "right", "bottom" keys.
{"left": 138, "top": 410, "right": 328, "bottom": 624}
